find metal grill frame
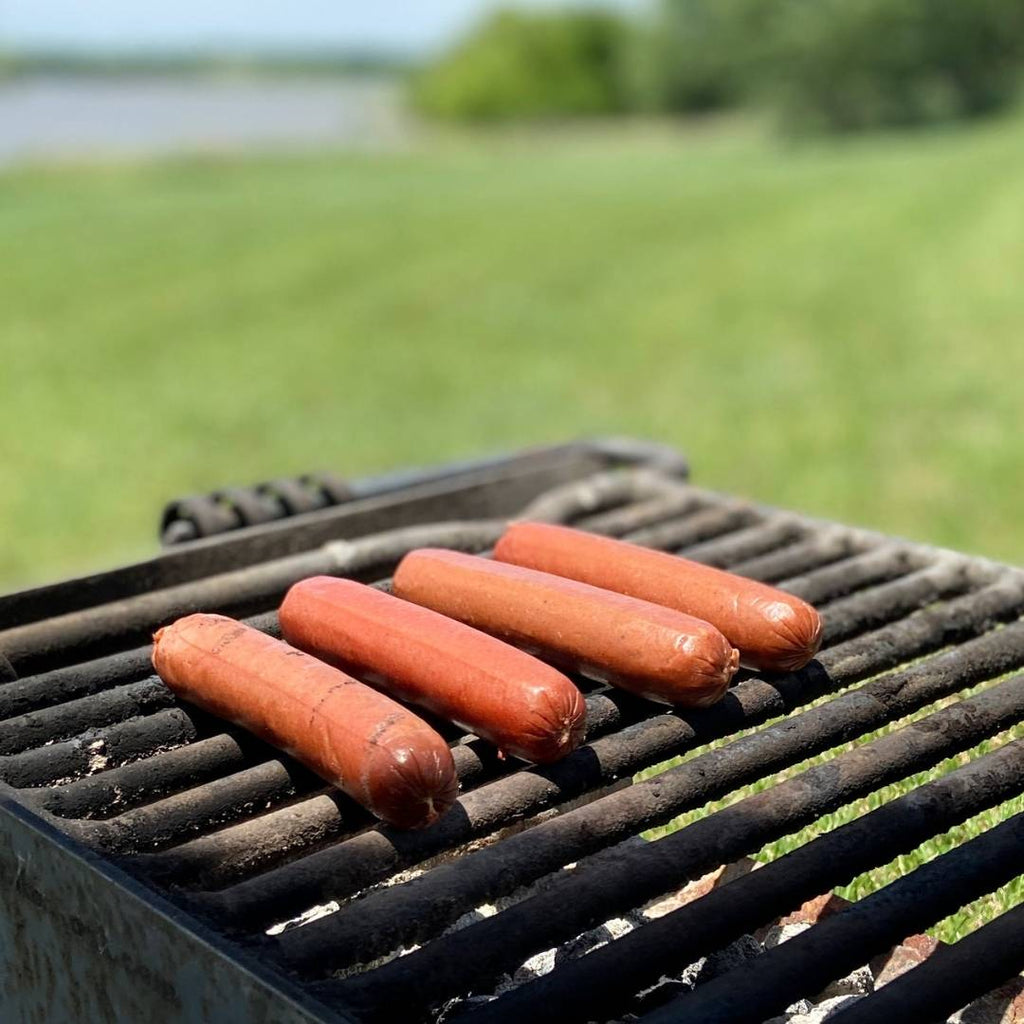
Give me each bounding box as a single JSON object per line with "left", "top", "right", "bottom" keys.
{"left": 1, "top": 438, "right": 1022, "bottom": 1024}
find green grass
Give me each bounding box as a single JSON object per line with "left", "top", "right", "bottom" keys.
{"left": 2, "top": 116, "right": 1022, "bottom": 590}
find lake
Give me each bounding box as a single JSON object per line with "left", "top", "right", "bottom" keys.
{"left": 0, "top": 75, "right": 410, "bottom": 166}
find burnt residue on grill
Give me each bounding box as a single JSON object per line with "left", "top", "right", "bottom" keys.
{"left": 1, "top": 443, "right": 1023, "bottom": 1024}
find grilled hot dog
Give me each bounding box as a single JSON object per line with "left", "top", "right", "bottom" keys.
{"left": 152, "top": 614, "right": 458, "bottom": 829}
{"left": 393, "top": 550, "right": 738, "bottom": 707}
{"left": 280, "top": 577, "right": 586, "bottom": 763}
{"left": 494, "top": 521, "right": 823, "bottom": 672}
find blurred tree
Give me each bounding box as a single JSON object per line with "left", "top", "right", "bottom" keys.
{"left": 770, "top": 0, "right": 1024, "bottom": 131}
{"left": 411, "top": 8, "right": 632, "bottom": 121}
{"left": 651, "top": 0, "right": 1024, "bottom": 130}
{"left": 637, "top": 0, "right": 770, "bottom": 113}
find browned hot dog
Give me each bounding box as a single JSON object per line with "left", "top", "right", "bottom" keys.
{"left": 494, "top": 522, "right": 823, "bottom": 672}
{"left": 393, "top": 550, "right": 739, "bottom": 707}
{"left": 152, "top": 613, "right": 458, "bottom": 829}
{"left": 279, "top": 577, "right": 586, "bottom": 763}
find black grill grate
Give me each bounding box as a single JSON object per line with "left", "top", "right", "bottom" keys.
{"left": 1, "top": 442, "right": 1022, "bottom": 1024}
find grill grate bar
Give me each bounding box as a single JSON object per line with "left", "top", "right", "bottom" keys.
{"left": 0, "top": 708, "right": 203, "bottom": 788}
{"left": 671, "top": 518, "right": 805, "bottom": 568}
{"left": 61, "top": 759, "right": 323, "bottom": 853}
{"left": 778, "top": 546, "right": 926, "bottom": 606}
{"left": 827, "top": 900, "right": 1024, "bottom": 1024}
{"left": 0, "top": 678, "right": 178, "bottom": 756}
{"left": 512, "top": 467, "right": 688, "bottom": 527}
{"left": 276, "top": 623, "right": 1024, "bottom": 978}
{"left": 817, "top": 560, "right": 969, "bottom": 646}
{"left": 0, "top": 648, "right": 155, "bottom": 720}
{"left": 571, "top": 492, "right": 704, "bottom": 536}
{"left": 644, "top": 809, "right": 1024, "bottom": 1024}
{"left": 459, "top": 737, "right": 1024, "bottom": 1024}
{"left": 623, "top": 505, "right": 758, "bottom": 551}
{"left": 35, "top": 733, "right": 260, "bottom": 820}
{"left": 820, "top": 573, "right": 1024, "bottom": 683}
{"left": 329, "top": 671, "right": 1024, "bottom": 1018}
{"left": 137, "top": 792, "right": 362, "bottom": 891}
{"left": 724, "top": 533, "right": 859, "bottom": 584}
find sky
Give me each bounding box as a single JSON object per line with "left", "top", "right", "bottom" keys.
{"left": 0, "top": 0, "right": 641, "bottom": 55}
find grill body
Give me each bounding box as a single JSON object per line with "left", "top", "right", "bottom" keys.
{"left": 0, "top": 439, "right": 1021, "bottom": 1024}
{"left": 0, "top": 798, "right": 347, "bottom": 1023}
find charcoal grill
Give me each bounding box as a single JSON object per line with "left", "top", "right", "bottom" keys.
{"left": 1, "top": 438, "right": 1022, "bottom": 1024}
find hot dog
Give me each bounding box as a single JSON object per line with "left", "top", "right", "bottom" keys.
{"left": 152, "top": 614, "right": 458, "bottom": 829}
{"left": 393, "top": 550, "right": 739, "bottom": 707}
{"left": 494, "top": 522, "right": 823, "bottom": 672}
{"left": 280, "top": 577, "right": 586, "bottom": 764}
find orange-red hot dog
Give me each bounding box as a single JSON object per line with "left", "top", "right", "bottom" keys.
{"left": 152, "top": 614, "right": 458, "bottom": 829}
{"left": 494, "top": 522, "right": 823, "bottom": 672}
{"left": 393, "top": 550, "right": 739, "bottom": 707}
{"left": 280, "top": 577, "right": 586, "bottom": 763}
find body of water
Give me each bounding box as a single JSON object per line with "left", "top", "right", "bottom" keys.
{"left": 0, "top": 75, "right": 409, "bottom": 165}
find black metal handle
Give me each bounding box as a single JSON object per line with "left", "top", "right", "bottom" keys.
{"left": 160, "top": 472, "right": 353, "bottom": 546}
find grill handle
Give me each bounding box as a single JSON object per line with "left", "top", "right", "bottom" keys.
{"left": 160, "top": 473, "right": 353, "bottom": 546}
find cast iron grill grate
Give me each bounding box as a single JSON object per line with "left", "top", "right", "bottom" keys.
{"left": 1, "top": 440, "right": 1021, "bottom": 1024}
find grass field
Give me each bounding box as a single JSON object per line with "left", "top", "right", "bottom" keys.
{"left": 1, "top": 115, "right": 1022, "bottom": 589}
{"left": 2, "top": 114, "right": 1022, "bottom": 949}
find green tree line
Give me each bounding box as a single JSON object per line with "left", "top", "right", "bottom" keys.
{"left": 412, "top": 0, "right": 1024, "bottom": 132}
